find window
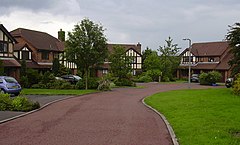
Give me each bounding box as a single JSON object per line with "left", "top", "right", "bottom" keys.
{"left": 42, "top": 51, "right": 49, "bottom": 60}
{"left": 102, "top": 69, "right": 108, "bottom": 74}
{"left": 0, "top": 42, "right": 8, "bottom": 52}
{"left": 22, "top": 51, "right": 29, "bottom": 60}
{"left": 208, "top": 57, "right": 214, "bottom": 62}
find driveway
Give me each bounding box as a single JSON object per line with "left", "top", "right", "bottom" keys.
{"left": 0, "top": 83, "right": 223, "bottom": 145}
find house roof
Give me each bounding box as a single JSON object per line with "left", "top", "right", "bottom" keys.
{"left": 25, "top": 61, "right": 51, "bottom": 69}
{"left": 1, "top": 58, "right": 21, "bottom": 67}
{"left": 190, "top": 41, "right": 229, "bottom": 57}
{"left": 107, "top": 43, "right": 142, "bottom": 54}
{"left": 0, "top": 24, "right": 17, "bottom": 43}
{"left": 10, "top": 28, "right": 64, "bottom": 52}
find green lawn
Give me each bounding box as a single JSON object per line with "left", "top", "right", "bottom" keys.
{"left": 144, "top": 88, "right": 240, "bottom": 145}
{"left": 22, "top": 89, "right": 97, "bottom": 95}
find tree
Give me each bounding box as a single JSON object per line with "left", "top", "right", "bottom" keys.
{"left": 226, "top": 22, "right": 240, "bottom": 76}
{"left": 143, "top": 52, "right": 162, "bottom": 81}
{"left": 109, "top": 45, "right": 135, "bottom": 86}
{"left": 20, "top": 60, "right": 27, "bottom": 76}
{"left": 158, "top": 37, "right": 180, "bottom": 81}
{"left": 142, "top": 47, "right": 157, "bottom": 72}
{"left": 0, "top": 59, "right": 4, "bottom": 75}
{"left": 109, "top": 45, "right": 132, "bottom": 79}
{"left": 65, "top": 18, "right": 108, "bottom": 89}
{"left": 52, "top": 58, "right": 60, "bottom": 76}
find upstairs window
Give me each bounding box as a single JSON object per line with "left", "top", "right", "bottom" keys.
{"left": 0, "top": 42, "right": 8, "bottom": 52}
{"left": 42, "top": 51, "right": 49, "bottom": 60}
{"left": 208, "top": 57, "right": 214, "bottom": 62}
{"left": 22, "top": 51, "right": 30, "bottom": 60}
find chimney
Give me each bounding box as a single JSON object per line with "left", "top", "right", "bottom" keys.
{"left": 58, "top": 29, "right": 65, "bottom": 42}
{"left": 137, "top": 42, "right": 141, "bottom": 52}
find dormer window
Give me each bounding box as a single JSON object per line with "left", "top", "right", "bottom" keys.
{"left": 20, "top": 47, "right": 31, "bottom": 60}
{"left": 0, "top": 42, "right": 8, "bottom": 52}
{"left": 42, "top": 51, "right": 49, "bottom": 60}
{"left": 208, "top": 57, "right": 214, "bottom": 62}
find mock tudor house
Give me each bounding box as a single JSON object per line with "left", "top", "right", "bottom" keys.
{"left": 177, "top": 41, "right": 232, "bottom": 82}
{"left": 96, "top": 43, "right": 142, "bottom": 77}
{"left": 0, "top": 24, "right": 21, "bottom": 80}
{"left": 10, "top": 28, "right": 64, "bottom": 72}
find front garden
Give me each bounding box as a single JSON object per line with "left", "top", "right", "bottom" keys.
{"left": 145, "top": 88, "right": 240, "bottom": 145}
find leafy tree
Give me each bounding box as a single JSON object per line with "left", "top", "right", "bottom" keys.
{"left": 20, "top": 60, "right": 27, "bottom": 76}
{"left": 0, "top": 59, "right": 4, "bottom": 75}
{"left": 52, "top": 58, "right": 60, "bottom": 76}
{"left": 109, "top": 45, "right": 132, "bottom": 79}
{"left": 65, "top": 18, "right": 108, "bottom": 89}
{"left": 226, "top": 22, "right": 240, "bottom": 76}
{"left": 142, "top": 47, "right": 158, "bottom": 72}
{"left": 158, "top": 37, "right": 180, "bottom": 81}
{"left": 143, "top": 52, "right": 162, "bottom": 81}
{"left": 109, "top": 45, "right": 135, "bottom": 86}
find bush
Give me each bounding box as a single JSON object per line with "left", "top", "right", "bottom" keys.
{"left": 20, "top": 76, "right": 29, "bottom": 88}
{"left": 199, "top": 72, "right": 208, "bottom": 85}
{"left": 233, "top": 74, "right": 240, "bottom": 95}
{"left": 76, "top": 77, "right": 99, "bottom": 89}
{"left": 0, "top": 94, "right": 12, "bottom": 111}
{"left": 114, "top": 78, "right": 136, "bottom": 87}
{"left": 26, "top": 69, "right": 42, "bottom": 87}
{"left": 199, "top": 71, "right": 222, "bottom": 85}
{"left": 146, "top": 69, "right": 161, "bottom": 82}
{"left": 0, "top": 94, "right": 40, "bottom": 111}
{"left": 206, "top": 71, "right": 222, "bottom": 84}
{"left": 97, "top": 77, "right": 111, "bottom": 91}
{"left": 137, "top": 75, "right": 152, "bottom": 83}
{"left": 162, "top": 76, "right": 170, "bottom": 82}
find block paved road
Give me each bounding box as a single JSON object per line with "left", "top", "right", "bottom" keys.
{"left": 0, "top": 83, "right": 223, "bottom": 145}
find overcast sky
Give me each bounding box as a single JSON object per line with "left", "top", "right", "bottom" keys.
{"left": 0, "top": 0, "right": 239, "bottom": 52}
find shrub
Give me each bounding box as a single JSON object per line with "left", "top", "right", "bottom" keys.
{"left": 0, "top": 94, "right": 40, "bottom": 111}
{"left": 41, "top": 72, "right": 55, "bottom": 85}
{"left": 26, "top": 69, "right": 42, "bottom": 87}
{"left": 199, "top": 71, "right": 222, "bottom": 85}
{"left": 146, "top": 69, "right": 161, "bottom": 82}
{"left": 233, "top": 74, "right": 240, "bottom": 95}
{"left": 114, "top": 78, "right": 136, "bottom": 87}
{"left": 12, "top": 96, "right": 40, "bottom": 112}
{"left": 97, "top": 77, "right": 111, "bottom": 91}
{"left": 137, "top": 75, "right": 152, "bottom": 83}
{"left": 162, "top": 76, "right": 170, "bottom": 82}
{"left": 20, "top": 76, "right": 29, "bottom": 88}
{"left": 206, "top": 71, "right": 222, "bottom": 84}
{"left": 76, "top": 77, "right": 99, "bottom": 89}
{"left": 0, "top": 94, "right": 12, "bottom": 111}
{"left": 199, "top": 72, "right": 208, "bottom": 85}
{"left": 60, "top": 82, "right": 74, "bottom": 89}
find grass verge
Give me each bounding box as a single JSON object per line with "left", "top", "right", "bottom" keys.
{"left": 22, "top": 89, "right": 97, "bottom": 95}
{"left": 144, "top": 88, "right": 240, "bottom": 145}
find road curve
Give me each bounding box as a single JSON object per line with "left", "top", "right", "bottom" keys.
{"left": 0, "top": 83, "right": 222, "bottom": 145}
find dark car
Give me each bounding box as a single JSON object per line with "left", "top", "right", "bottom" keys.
{"left": 0, "top": 76, "right": 22, "bottom": 96}
{"left": 61, "top": 75, "right": 82, "bottom": 84}
{"left": 225, "top": 78, "right": 233, "bottom": 88}
{"left": 190, "top": 74, "right": 199, "bottom": 83}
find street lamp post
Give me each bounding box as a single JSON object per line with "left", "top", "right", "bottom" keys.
{"left": 183, "top": 38, "right": 192, "bottom": 88}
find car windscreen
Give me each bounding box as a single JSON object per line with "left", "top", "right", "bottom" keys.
{"left": 4, "top": 77, "right": 18, "bottom": 83}
{"left": 73, "top": 76, "right": 81, "bottom": 80}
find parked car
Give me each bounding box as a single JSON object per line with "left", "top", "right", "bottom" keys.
{"left": 225, "top": 78, "right": 234, "bottom": 88}
{"left": 0, "top": 76, "right": 22, "bottom": 96}
{"left": 61, "top": 75, "right": 82, "bottom": 84}
{"left": 190, "top": 74, "right": 199, "bottom": 83}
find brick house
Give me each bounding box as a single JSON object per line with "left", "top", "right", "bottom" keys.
{"left": 96, "top": 43, "right": 142, "bottom": 77}
{"left": 177, "top": 41, "right": 232, "bottom": 82}
{"left": 10, "top": 28, "right": 64, "bottom": 72}
{"left": 0, "top": 24, "right": 21, "bottom": 80}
